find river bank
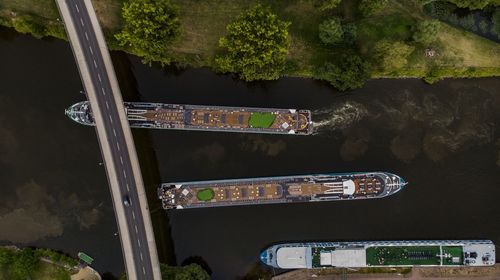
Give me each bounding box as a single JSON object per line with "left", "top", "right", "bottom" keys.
{"left": 0, "top": 0, "right": 499, "bottom": 83}
{"left": 273, "top": 264, "right": 500, "bottom": 280}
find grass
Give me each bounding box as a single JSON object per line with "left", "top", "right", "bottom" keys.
{"left": 0, "top": 0, "right": 498, "bottom": 81}
{"left": 248, "top": 112, "right": 276, "bottom": 128}
{"left": 196, "top": 188, "right": 215, "bottom": 201}
{"left": 30, "top": 262, "right": 71, "bottom": 280}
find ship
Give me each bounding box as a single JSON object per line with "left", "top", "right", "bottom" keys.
{"left": 260, "top": 240, "right": 496, "bottom": 269}
{"left": 65, "top": 101, "right": 313, "bottom": 135}
{"left": 158, "top": 172, "right": 406, "bottom": 209}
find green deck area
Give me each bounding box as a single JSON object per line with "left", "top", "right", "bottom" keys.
{"left": 196, "top": 188, "right": 215, "bottom": 201}
{"left": 311, "top": 247, "right": 336, "bottom": 267}
{"left": 366, "top": 246, "right": 442, "bottom": 266}
{"left": 442, "top": 246, "right": 463, "bottom": 265}
{"left": 248, "top": 113, "right": 276, "bottom": 128}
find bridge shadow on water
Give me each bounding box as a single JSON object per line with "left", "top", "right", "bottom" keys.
{"left": 111, "top": 51, "right": 177, "bottom": 266}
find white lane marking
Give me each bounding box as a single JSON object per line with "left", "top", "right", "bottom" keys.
{"left": 85, "top": 32, "right": 89, "bottom": 41}
{"left": 98, "top": 73, "right": 101, "bottom": 82}
{"left": 132, "top": 212, "right": 135, "bottom": 220}
{"left": 101, "top": 87, "right": 106, "bottom": 96}
{"left": 123, "top": 170, "right": 126, "bottom": 178}
{"left": 93, "top": 59, "right": 97, "bottom": 68}
{"left": 135, "top": 225, "right": 138, "bottom": 233}
{"left": 80, "top": 18, "right": 84, "bottom": 26}
{"left": 137, "top": 239, "right": 141, "bottom": 247}
{"left": 113, "top": 129, "right": 117, "bottom": 137}
{"left": 126, "top": 183, "right": 130, "bottom": 191}
{"left": 116, "top": 142, "right": 120, "bottom": 151}
{"left": 108, "top": 115, "right": 113, "bottom": 123}
{"left": 120, "top": 156, "right": 123, "bottom": 165}
{"left": 140, "top": 253, "right": 143, "bottom": 261}
{"left": 142, "top": 267, "right": 146, "bottom": 275}
{"left": 89, "top": 46, "right": 93, "bottom": 55}
{"left": 106, "top": 101, "right": 109, "bottom": 109}
{"left": 75, "top": 4, "right": 79, "bottom": 13}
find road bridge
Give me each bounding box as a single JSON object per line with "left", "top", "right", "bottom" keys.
{"left": 55, "top": 0, "right": 161, "bottom": 279}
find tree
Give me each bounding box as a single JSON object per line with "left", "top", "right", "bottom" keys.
{"left": 492, "top": 9, "right": 500, "bottom": 38}
{"left": 160, "top": 263, "right": 210, "bottom": 280}
{"left": 372, "top": 40, "right": 415, "bottom": 70}
{"left": 314, "top": 0, "right": 342, "bottom": 11}
{"left": 0, "top": 248, "right": 14, "bottom": 267}
{"left": 115, "top": 0, "right": 180, "bottom": 65}
{"left": 318, "top": 17, "right": 344, "bottom": 44}
{"left": 316, "top": 55, "right": 371, "bottom": 91}
{"left": 412, "top": 20, "right": 440, "bottom": 44}
{"left": 359, "top": 0, "right": 389, "bottom": 16}
{"left": 447, "top": 0, "right": 493, "bottom": 10}
{"left": 215, "top": 5, "right": 290, "bottom": 81}
{"left": 342, "top": 23, "right": 357, "bottom": 44}
{"left": 10, "top": 248, "right": 39, "bottom": 280}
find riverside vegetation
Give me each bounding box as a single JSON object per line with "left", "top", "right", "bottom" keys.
{"left": 1, "top": 0, "right": 499, "bottom": 90}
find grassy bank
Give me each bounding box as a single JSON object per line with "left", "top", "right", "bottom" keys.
{"left": 1, "top": 0, "right": 499, "bottom": 82}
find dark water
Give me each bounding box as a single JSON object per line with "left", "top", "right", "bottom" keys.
{"left": 1, "top": 27, "right": 500, "bottom": 279}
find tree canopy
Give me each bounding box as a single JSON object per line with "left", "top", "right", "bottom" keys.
{"left": 314, "top": 0, "right": 342, "bottom": 11}
{"left": 359, "top": 0, "right": 389, "bottom": 16}
{"left": 372, "top": 40, "right": 415, "bottom": 70}
{"left": 446, "top": 0, "right": 494, "bottom": 10}
{"left": 493, "top": 9, "right": 500, "bottom": 38}
{"left": 412, "top": 19, "right": 440, "bottom": 44}
{"left": 115, "top": 0, "right": 181, "bottom": 65}
{"left": 319, "top": 17, "right": 344, "bottom": 44}
{"left": 160, "top": 263, "right": 210, "bottom": 280}
{"left": 316, "top": 55, "right": 371, "bottom": 91}
{"left": 215, "top": 5, "right": 290, "bottom": 81}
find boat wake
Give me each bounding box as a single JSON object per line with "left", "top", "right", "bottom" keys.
{"left": 312, "top": 101, "right": 368, "bottom": 133}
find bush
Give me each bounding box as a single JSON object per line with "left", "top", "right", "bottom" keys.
{"left": 12, "top": 16, "right": 47, "bottom": 39}
{"left": 115, "top": 0, "right": 181, "bottom": 65}
{"left": 160, "top": 263, "right": 210, "bottom": 280}
{"left": 314, "top": 0, "right": 342, "bottom": 11}
{"left": 459, "top": 14, "right": 477, "bottom": 31}
{"left": 318, "top": 17, "right": 344, "bottom": 44}
{"left": 315, "top": 55, "right": 371, "bottom": 91}
{"left": 446, "top": 0, "right": 493, "bottom": 10}
{"left": 215, "top": 5, "right": 290, "bottom": 81}
{"left": 479, "top": 20, "right": 489, "bottom": 33}
{"left": 412, "top": 20, "right": 440, "bottom": 44}
{"left": 372, "top": 40, "right": 415, "bottom": 70}
{"left": 492, "top": 9, "right": 500, "bottom": 38}
{"left": 359, "top": 0, "right": 389, "bottom": 16}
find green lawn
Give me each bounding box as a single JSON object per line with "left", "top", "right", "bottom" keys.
{"left": 248, "top": 113, "right": 276, "bottom": 128}
{"left": 196, "top": 188, "right": 215, "bottom": 201}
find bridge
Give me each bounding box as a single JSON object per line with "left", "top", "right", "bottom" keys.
{"left": 55, "top": 0, "right": 162, "bottom": 279}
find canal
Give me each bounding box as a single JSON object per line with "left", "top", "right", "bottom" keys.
{"left": 0, "top": 27, "right": 499, "bottom": 279}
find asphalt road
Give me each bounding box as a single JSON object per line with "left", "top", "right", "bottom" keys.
{"left": 65, "top": 0, "right": 154, "bottom": 278}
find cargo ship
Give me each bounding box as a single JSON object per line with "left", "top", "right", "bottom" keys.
{"left": 260, "top": 240, "right": 495, "bottom": 269}
{"left": 65, "top": 101, "right": 313, "bottom": 135}
{"left": 158, "top": 172, "right": 406, "bottom": 209}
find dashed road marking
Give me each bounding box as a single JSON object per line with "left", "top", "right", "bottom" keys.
{"left": 89, "top": 46, "right": 93, "bottom": 55}
{"left": 75, "top": 4, "right": 79, "bottom": 13}
{"left": 140, "top": 253, "right": 143, "bottom": 261}
{"left": 101, "top": 87, "right": 106, "bottom": 96}
{"left": 93, "top": 59, "right": 97, "bottom": 68}
{"left": 108, "top": 115, "right": 113, "bottom": 123}
{"left": 126, "top": 183, "right": 130, "bottom": 191}
{"left": 84, "top": 32, "right": 89, "bottom": 41}
{"left": 116, "top": 142, "right": 120, "bottom": 151}
{"left": 113, "top": 129, "right": 117, "bottom": 137}
{"left": 138, "top": 239, "right": 141, "bottom": 247}
{"left": 132, "top": 212, "right": 135, "bottom": 220}
{"left": 123, "top": 170, "right": 126, "bottom": 178}
{"left": 120, "top": 156, "right": 123, "bottom": 165}
{"left": 80, "top": 18, "right": 84, "bottom": 26}
{"left": 106, "top": 101, "right": 109, "bottom": 109}
{"left": 135, "top": 225, "right": 138, "bottom": 233}
{"left": 142, "top": 267, "right": 146, "bottom": 275}
{"left": 98, "top": 73, "right": 101, "bottom": 82}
